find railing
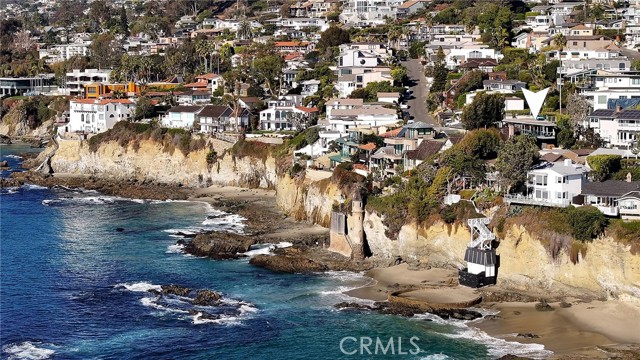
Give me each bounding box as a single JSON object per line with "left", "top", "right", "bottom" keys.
{"left": 596, "top": 205, "right": 619, "bottom": 216}
{"left": 504, "top": 194, "right": 570, "bottom": 208}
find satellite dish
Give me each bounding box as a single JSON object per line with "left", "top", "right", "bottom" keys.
{"left": 522, "top": 87, "right": 550, "bottom": 120}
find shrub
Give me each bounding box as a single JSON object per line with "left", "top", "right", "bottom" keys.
{"left": 565, "top": 206, "right": 608, "bottom": 241}
{"left": 587, "top": 155, "right": 621, "bottom": 182}
{"left": 206, "top": 150, "right": 218, "bottom": 164}
{"left": 289, "top": 163, "right": 304, "bottom": 177}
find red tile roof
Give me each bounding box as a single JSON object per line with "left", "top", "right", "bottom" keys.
{"left": 295, "top": 106, "right": 318, "bottom": 113}
{"left": 380, "top": 128, "right": 402, "bottom": 138}
{"left": 184, "top": 80, "right": 209, "bottom": 88}
{"left": 275, "top": 41, "right": 310, "bottom": 47}
{"left": 359, "top": 142, "right": 377, "bottom": 151}
{"left": 196, "top": 73, "right": 220, "bottom": 80}
{"left": 72, "top": 99, "right": 134, "bottom": 105}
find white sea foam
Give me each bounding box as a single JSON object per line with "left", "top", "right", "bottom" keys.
{"left": 41, "top": 195, "right": 145, "bottom": 206}
{"left": 2, "top": 341, "right": 55, "bottom": 360}
{"left": 4, "top": 154, "right": 22, "bottom": 159}
{"left": 431, "top": 312, "right": 553, "bottom": 359}
{"left": 140, "top": 297, "right": 189, "bottom": 314}
{"left": 420, "top": 355, "right": 450, "bottom": 360}
{"left": 191, "top": 312, "right": 242, "bottom": 326}
{"left": 115, "top": 282, "right": 162, "bottom": 293}
{"left": 166, "top": 244, "right": 185, "bottom": 254}
{"left": 1, "top": 187, "right": 19, "bottom": 195}
{"left": 22, "top": 184, "right": 47, "bottom": 190}
{"left": 241, "top": 242, "right": 293, "bottom": 257}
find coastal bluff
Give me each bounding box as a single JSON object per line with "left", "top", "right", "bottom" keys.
{"left": 38, "top": 138, "right": 640, "bottom": 299}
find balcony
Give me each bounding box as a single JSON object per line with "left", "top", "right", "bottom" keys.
{"left": 504, "top": 194, "right": 570, "bottom": 208}
{"left": 596, "top": 205, "right": 619, "bottom": 216}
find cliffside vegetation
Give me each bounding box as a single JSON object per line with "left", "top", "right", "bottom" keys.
{"left": 87, "top": 121, "right": 209, "bottom": 155}
{"left": 0, "top": 96, "right": 67, "bottom": 136}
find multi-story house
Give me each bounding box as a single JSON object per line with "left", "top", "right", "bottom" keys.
{"left": 339, "top": 0, "right": 404, "bottom": 26}
{"left": 579, "top": 71, "right": 640, "bottom": 110}
{"left": 198, "top": 105, "right": 250, "bottom": 133}
{"left": 336, "top": 70, "right": 393, "bottom": 98}
{"left": 65, "top": 99, "right": 136, "bottom": 134}
{"left": 585, "top": 108, "right": 640, "bottom": 147}
{"left": 505, "top": 159, "right": 588, "bottom": 207}
{"left": 64, "top": 69, "right": 112, "bottom": 97}
{"left": 274, "top": 41, "right": 311, "bottom": 53}
{"left": 371, "top": 122, "right": 436, "bottom": 174}
{"left": 500, "top": 115, "right": 557, "bottom": 141}
{"left": 559, "top": 59, "right": 630, "bottom": 76}
{"left": 162, "top": 105, "right": 202, "bottom": 129}
{"left": 259, "top": 99, "right": 318, "bottom": 131}
{"left": 39, "top": 40, "right": 91, "bottom": 64}
{"left": 325, "top": 105, "right": 399, "bottom": 135}
{"left": 266, "top": 17, "right": 329, "bottom": 31}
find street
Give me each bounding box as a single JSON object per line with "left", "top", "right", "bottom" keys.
{"left": 402, "top": 59, "right": 437, "bottom": 125}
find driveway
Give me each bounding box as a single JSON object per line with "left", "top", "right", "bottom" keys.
{"left": 402, "top": 59, "right": 437, "bottom": 125}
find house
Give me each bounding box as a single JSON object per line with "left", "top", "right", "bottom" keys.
{"left": 371, "top": 121, "right": 436, "bottom": 174}
{"left": 483, "top": 80, "right": 526, "bottom": 92}
{"left": 162, "top": 105, "right": 202, "bottom": 129}
{"left": 198, "top": 105, "right": 232, "bottom": 133}
{"left": 175, "top": 90, "right": 211, "bottom": 105}
{"left": 459, "top": 58, "right": 498, "bottom": 73}
{"left": 578, "top": 71, "right": 640, "bottom": 111}
{"left": 397, "top": 0, "right": 429, "bottom": 18}
{"left": 504, "top": 159, "right": 588, "bottom": 207}
{"left": 39, "top": 40, "right": 91, "bottom": 64}
{"left": 377, "top": 92, "right": 400, "bottom": 103}
{"left": 576, "top": 179, "right": 640, "bottom": 217}
{"left": 0, "top": 74, "right": 57, "bottom": 97}
{"left": 326, "top": 105, "right": 399, "bottom": 135}
{"left": 340, "top": 0, "right": 404, "bottom": 26}
{"left": 274, "top": 41, "right": 311, "bottom": 53}
{"left": 404, "top": 139, "right": 446, "bottom": 170}
{"left": 65, "top": 69, "right": 112, "bottom": 97}
{"left": 336, "top": 70, "right": 392, "bottom": 98}
{"left": 568, "top": 24, "right": 594, "bottom": 36}
{"left": 65, "top": 99, "right": 136, "bottom": 134}
{"left": 585, "top": 108, "right": 640, "bottom": 147}
{"left": 501, "top": 116, "right": 557, "bottom": 141}
{"left": 617, "top": 190, "right": 640, "bottom": 220}
{"left": 301, "top": 80, "right": 321, "bottom": 96}
{"left": 259, "top": 101, "right": 318, "bottom": 130}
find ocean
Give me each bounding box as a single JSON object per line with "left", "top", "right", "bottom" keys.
{"left": 0, "top": 144, "right": 550, "bottom": 360}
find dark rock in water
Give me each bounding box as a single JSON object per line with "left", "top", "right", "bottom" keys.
{"left": 116, "top": 227, "right": 125, "bottom": 232}
{"left": 535, "top": 300, "right": 554, "bottom": 312}
{"left": 192, "top": 289, "right": 222, "bottom": 306}
{"left": 249, "top": 247, "right": 373, "bottom": 273}
{"left": 152, "top": 284, "right": 191, "bottom": 297}
{"left": 176, "top": 239, "right": 186, "bottom": 246}
{"left": 373, "top": 302, "right": 421, "bottom": 317}
{"left": 431, "top": 308, "right": 483, "bottom": 321}
{"left": 497, "top": 355, "right": 533, "bottom": 360}
{"left": 176, "top": 231, "right": 198, "bottom": 238}
{"left": 560, "top": 301, "right": 572, "bottom": 308}
{"left": 334, "top": 302, "right": 373, "bottom": 311}
{"left": 0, "top": 160, "right": 8, "bottom": 168}
{"left": 0, "top": 135, "right": 11, "bottom": 145}
{"left": 184, "top": 231, "right": 255, "bottom": 260}
{"left": 517, "top": 333, "right": 541, "bottom": 339}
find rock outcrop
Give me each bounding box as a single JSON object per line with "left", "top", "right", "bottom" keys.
{"left": 249, "top": 247, "right": 374, "bottom": 273}
{"left": 184, "top": 231, "right": 256, "bottom": 259}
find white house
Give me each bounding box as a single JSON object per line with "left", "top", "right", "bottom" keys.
{"left": 326, "top": 105, "right": 399, "bottom": 135}
{"left": 65, "top": 99, "right": 135, "bottom": 134}
{"left": 340, "top": 0, "right": 404, "bottom": 26}
{"left": 162, "top": 105, "right": 202, "bottom": 129}
{"left": 580, "top": 71, "right": 640, "bottom": 110}
{"left": 586, "top": 108, "right": 640, "bottom": 147}
{"left": 39, "top": 40, "right": 91, "bottom": 64}
{"left": 377, "top": 92, "right": 400, "bottom": 103}
{"left": 64, "top": 68, "right": 112, "bottom": 97}
{"left": 505, "top": 159, "right": 588, "bottom": 207}
{"left": 336, "top": 70, "right": 392, "bottom": 98}
{"left": 259, "top": 101, "right": 318, "bottom": 130}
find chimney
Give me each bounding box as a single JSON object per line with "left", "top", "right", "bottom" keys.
{"left": 615, "top": 105, "right": 623, "bottom": 113}
{"left": 564, "top": 159, "right": 572, "bottom": 167}
{"left": 627, "top": 172, "right": 632, "bottom": 183}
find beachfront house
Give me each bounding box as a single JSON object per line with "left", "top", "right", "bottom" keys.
{"left": 65, "top": 99, "right": 136, "bottom": 134}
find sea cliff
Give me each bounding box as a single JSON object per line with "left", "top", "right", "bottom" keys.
{"left": 32, "top": 137, "right": 640, "bottom": 299}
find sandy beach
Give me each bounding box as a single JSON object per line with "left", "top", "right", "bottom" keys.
{"left": 346, "top": 263, "right": 640, "bottom": 357}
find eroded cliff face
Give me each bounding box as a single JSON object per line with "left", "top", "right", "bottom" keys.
{"left": 49, "top": 139, "right": 278, "bottom": 188}
{"left": 275, "top": 174, "right": 343, "bottom": 227}
{"left": 364, "top": 210, "right": 640, "bottom": 299}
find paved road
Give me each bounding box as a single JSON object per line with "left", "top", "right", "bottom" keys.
{"left": 402, "top": 59, "right": 437, "bottom": 125}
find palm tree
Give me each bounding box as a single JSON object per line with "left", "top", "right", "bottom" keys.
{"left": 555, "top": 33, "right": 567, "bottom": 51}
{"left": 388, "top": 27, "right": 402, "bottom": 49}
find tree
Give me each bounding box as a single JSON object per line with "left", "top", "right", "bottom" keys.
{"left": 586, "top": 155, "right": 621, "bottom": 182}
{"left": 390, "top": 66, "right": 408, "bottom": 86}
{"left": 89, "top": 33, "right": 122, "bottom": 69}
{"left": 430, "top": 47, "right": 448, "bottom": 93}
{"left": 238, "top": 20, "right": 252, "bottom": 40}
{"left": 566, "top": 93, "right": 591, "bottom": 128}
{"left": 134, "top": 96, "right": 155, "bottom": 120}
{"left": 555, "top": 33, "right": 567, "bottom": 50}
{"left": 495, "top": 135, "right": 539, "bottom": 190}
{"left": 317, "top": 26, "right": 350, "bottom": 53}
{"left": 556, "top": 116, "right": 576, "bottom": 149}
{"left": 575, "top": 126, "right": 603, "bottom": 149}
{"left": 461, "top": 92, "right": 505, "bottom": 130}
{"left": 565, "top": 206, "right": 607, "bottom": 241}
{"left": 253, "top": 54, "right": 284, "bottom": 97}
{"left": 408, "top": 41, "right": 426, "bottom": 59}
{"left": 118, "top": 6, "right": 130, "bottom": 37}
{"left": 459, "top": 128, "right": 502, "bottom": 159}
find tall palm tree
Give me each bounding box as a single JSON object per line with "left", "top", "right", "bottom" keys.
{"left": 238, "top": 20, "right": 252, "bottom": 40}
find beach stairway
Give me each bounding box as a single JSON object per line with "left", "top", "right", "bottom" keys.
{"left": 459, "top": 217, "right": 498, "bottom": 288}
{"left": 467, "top": 217, "right": 495, "bottom": 250}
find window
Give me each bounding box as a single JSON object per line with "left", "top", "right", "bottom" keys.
{"left": 632, "top": 78, "right": 640, "bottom": 85}
{"left": 572, "top": 41, "right": 578, "bottom": 46}
{"left": 598, "top": 95, "right": 607, "bottom": 104}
